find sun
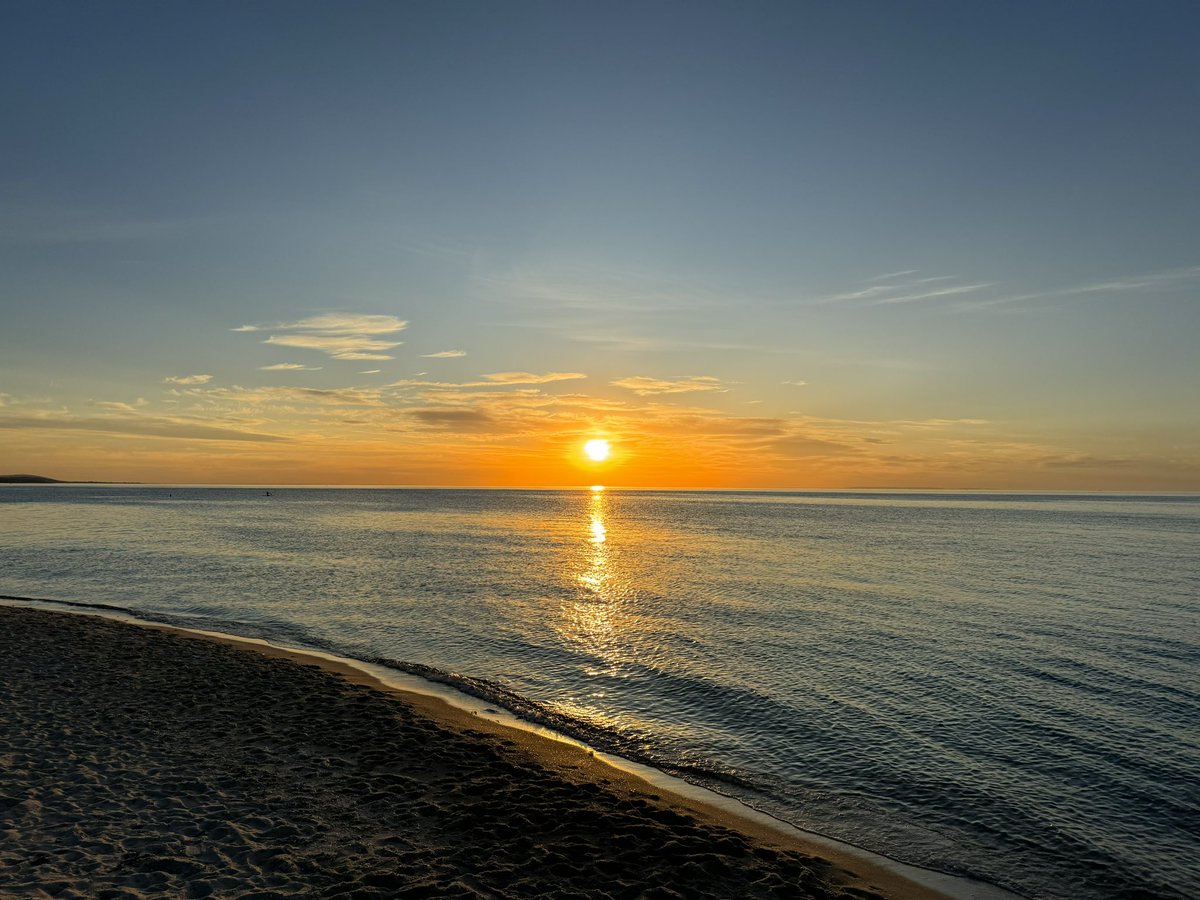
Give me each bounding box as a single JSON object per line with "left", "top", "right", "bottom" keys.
{"left": 583, "top": 439, "right": 611, "bottom": 462}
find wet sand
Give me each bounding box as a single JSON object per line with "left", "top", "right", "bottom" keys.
{"left": 0, "top": 604, "right": 941, "bottom": 899}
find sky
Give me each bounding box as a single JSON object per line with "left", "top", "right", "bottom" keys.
{"left": 1, "top": 1, "right": 1198, "bottom": 489}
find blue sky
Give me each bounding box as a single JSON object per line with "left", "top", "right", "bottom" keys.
{"left": 2, "top": 2, "right": 1198, "bottom": 487}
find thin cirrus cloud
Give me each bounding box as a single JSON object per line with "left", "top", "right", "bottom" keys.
{"left": 420, "top": 350, "right": 467, "bottom": 358}
{"left": 0, "top": 413, "right": 284, "bottom": 443}
{"left": 610, "top": 376, "right": 727, "bottom": 396}
{"left": 163, "top": 374, "right": 212, "bottom": 385}
{"left": 951, "top": 265, "right": 1200, "bottom": 311}
{"left": 235, "top": 313, "right": 408, "bottom": 361}
{"left": 819, "top": 265, "right": 1200, "bottom": 312}
{"left": 260, "top": 363, "right": 323, "bottom": 371}
{"left": 815, "top": 274, "right": 993, "bottom": 306}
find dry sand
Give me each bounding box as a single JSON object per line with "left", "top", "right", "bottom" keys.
{"left": 0, "top": 605, "right": 942, "bottom": 899}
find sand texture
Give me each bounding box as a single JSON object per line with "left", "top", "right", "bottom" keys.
{"left": 0, "top": 605, "right": 895, "bottom": 899}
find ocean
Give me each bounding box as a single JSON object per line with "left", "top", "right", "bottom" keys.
{"left": 2, "top": 486, "right": 1196, "bottom": 899}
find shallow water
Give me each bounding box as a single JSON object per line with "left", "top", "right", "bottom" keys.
{"left": 2, "top": 486, "right": 1197, "bottom": 899}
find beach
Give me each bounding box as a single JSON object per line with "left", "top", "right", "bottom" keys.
{"left": 0, "top": 605, "right": 935, "bottom": 899}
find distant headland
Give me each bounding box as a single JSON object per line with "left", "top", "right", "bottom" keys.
{"left": 0, "top": 474, "right": 139, "bottom": 484}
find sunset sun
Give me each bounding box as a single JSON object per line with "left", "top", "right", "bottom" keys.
{"left": 583, "top": 439, "right": 611, "bottom": 462}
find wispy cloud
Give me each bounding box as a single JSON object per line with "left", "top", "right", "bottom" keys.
{"left": 0, "top": 413, "right": 284, "bottom": 443}
{"left": 610, "top": 376, "right": 727, "bottom": 396}
{"left": 359, "top": 369, "right": 381, "bottom": 375}
{"left": 953, "top": 266, "right": 1200, "bottom": 311}
{"left": 816, "top": 273, "right": 992, "bottom": 306}
{"left": 391, "top": 372, "right": 587, "bottom": 389}
{"left": 95, "top": 399, "right": 149, "bottom": 412}
{"left": 182, "top": 385, "right": 386, "bottom": 407}
{"left": 408, "top": 408, "right": 496, "bottom": 431}
{"left": 485, "top": 263, "right": 708, "bottom": 313}
{"left": 421, "top": 350, "right": 467, "bottom": 358}
{"left": 234, "top": 313, "right": 408, "bottom": 335}
{"left": 821, "top": 265, "right": 1200, "bottom": 313}
{"left": 260, "top": 363, "right": 323, "bottom": 371}
{"left": 262, "top": 334, "right": 401, "bottom": 360}
{"left": 480, "top": 371, "right": 585, "bottom": 385}
{"left": 163, "top": 374, "right": 212, "bottom": 385}
{"left": 781, "top": 380, "right": 808, "bottom": 387}
{"left": 236, "top": 313, "right": 408, "bottom": 360}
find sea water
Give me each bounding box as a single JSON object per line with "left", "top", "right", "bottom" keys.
{"left": 1, "top": 486, "right": 1196, "bottom": 899}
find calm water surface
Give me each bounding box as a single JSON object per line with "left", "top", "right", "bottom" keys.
{"left": 2, "top": 486, "right": 1197, "bottom": 899}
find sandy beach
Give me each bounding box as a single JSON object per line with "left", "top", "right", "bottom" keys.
{"left": 0, "top": 603, "right": 951, "bottom": 900}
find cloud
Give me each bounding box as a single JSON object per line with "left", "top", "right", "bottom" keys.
{"left": 186, "top": 386, "right": 385, "bottom": 407}
{"left": 764, "top": 433, "right": 858, "bottom": 458}
{"left": 0, "top": 413, "right": 284, "bottom": 443}
{"left": 390, "top": 372, "right": 587, "bottom": 389}
{"left": 163, "top": 374, "right": 212, "bottom": 385}
{"left": 781, "top": 380, "right": 808, "bottom": 387}
{"left": 236, "top": 313, "right": 408, "bottom": 360}
{"left": 872, "top": 283, "right": 995, "bottom": 305}
{"left": 816, "top": 275, "right": 992, "bottom": 306}
{"left": 421, "top": 350, "right": 467, "bottom": 358}
{"left": 95, "top": 400, "right": 148, "bottom": 412}
{"left": 953, "top": 266, "right": 1200, "bottom": 311}
{"left": 610, "top": 376, "right": 726, "bottom": 396}
{"left": 260, "top": 363, "right": 323, "bottom": 371}
{"left": 486, "top": 264, "right": 706, "bottom": 313}
{"left": 234, "top": 313, "right": 408, "bottom": 335}
{"left": 479, "top": 371, "right": 585, "bottom": 385}
{"left": 822, "top": 265, "right": 1200, "bottom": 313}
{"left": 408, "top": 408, "right": 496, "bottom": 431}
{"left": 359, "top": 369, "right": 381, "bottom": 375}
{"left": 262, "top": 334, "right": 402, "bottom": 360}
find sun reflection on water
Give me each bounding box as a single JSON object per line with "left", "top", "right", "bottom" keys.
{"left": 559, "top": 487, "right": 633, "bottom": 681}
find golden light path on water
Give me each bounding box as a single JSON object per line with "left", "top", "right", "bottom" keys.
{"left": 554, "top": 486, "right": 646, "bottom": 728}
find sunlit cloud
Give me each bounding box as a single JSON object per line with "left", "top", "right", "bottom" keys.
{"left": 163, "top": 374, "right": 212, "bottom": 385}
{"left": 262, "top": 334, "right": 402, "bottom": 360}
{"left": 234, "top": 313, "right": 408, "bottom": 335}
{"left": 421, "top": 350, "right": 467, "bottom": 358}
{"left": 95, "top": 399, "right": 149, "bottom": 412}
{"left": 480, "top": 371, "right": 584, "bottom": 385}
{"left": 235, "top": 312, "right": 408, "bottom": 360}
{"left": 781, "top": 380, "right": 808, "bottom": 387}
{"left": 610, "top": 376, "right": 727, "bottom": 396}
{"left": 390, "top": 372, "right": 587, "bottom": 389}
{"left": 260, "top": 363, "right": 323, "bottom": 371}
{"left": 359, "top": 369, "right": 381, "bottom": 375}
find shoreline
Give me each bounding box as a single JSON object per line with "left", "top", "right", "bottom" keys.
{"left": 0, "top": 595, "right": 1018, "bottom": 900}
